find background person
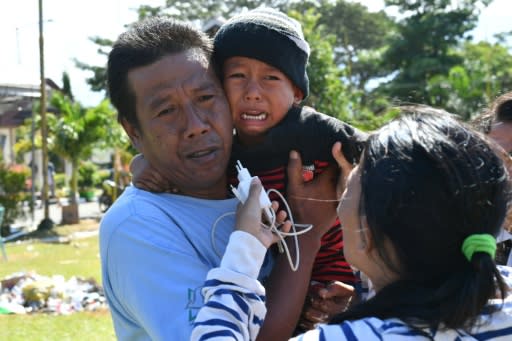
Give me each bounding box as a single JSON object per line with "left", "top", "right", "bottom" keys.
{"left": 472, "top": 91, "right": 512, "bottom": 265}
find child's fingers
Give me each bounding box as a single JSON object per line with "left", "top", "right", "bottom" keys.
{"left": 332, "top": 142, "right": 354, "bottom": 172}
{"left": 318, "top": 281, "right": 355, "bottom": 300}
{"left": 279, "top": 220, "right": 292, "bottom": 234}
{"left": 332, "top": 142, "right": 354, "bottom": 197}
{"left": 286, "top": 150, "right": 304, "bottom": 191}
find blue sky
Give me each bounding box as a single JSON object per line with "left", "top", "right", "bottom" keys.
{"left": 0, "top": 0, "right": 510, "bottom": 107}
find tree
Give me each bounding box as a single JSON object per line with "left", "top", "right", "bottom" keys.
{"left": 61, "top": 71, "right": 74, "bottom": 100}
{"left": 75, "top": 0, "right": 401, "bottom": 131}
{"left": 134, "top": 0, "right": 310, "bottom": 22}
{"left": 288, "top": 8, "right": 395, "bottom": 131}
{"left": 288, "top": 9, "right": 349, "bottom": 120}
{"left": 427, "top": 40, "right": 512, "bottom": 119}
{"left": 74, "top": 0, "right": 275, "bottom": 91}
{"left": 73, "top": 37, "right": 113, "bottom": 93}
{"left": 92, "top": 99, "right": 132, "bottom": 201}
{"left": 300, "top": 0, "right": 395, "bottom": 93}
{"left": 16, "top": 96, "right": 131, "bottom": 214}
{"left": 47, "top": 92, "right": 112, "bottom": 222}
{"left": 0, "top": 163, "right": 28, "bottom": 236}
{"left": 379, "top": 0, "right": 492, "bottom": 104}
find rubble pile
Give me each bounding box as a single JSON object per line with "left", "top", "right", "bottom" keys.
{"left": 0, "top": 272, "right": 108, "bottom": 315}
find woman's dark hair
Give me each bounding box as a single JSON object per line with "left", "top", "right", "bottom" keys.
{"left": 333, "top": 106, "right": 510, "bottom": 331}
{"left": 107, "top": 17, "right": 213, "bottom": 128}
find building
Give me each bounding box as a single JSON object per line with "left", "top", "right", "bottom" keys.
{"left": 0, "top": 79, "right": 60, "bottom": 189}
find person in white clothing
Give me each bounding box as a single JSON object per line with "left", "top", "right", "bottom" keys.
{"left": 192, "top": 106, "right": 512, "bottom": 341}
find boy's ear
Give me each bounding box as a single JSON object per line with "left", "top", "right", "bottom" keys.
{"left": 121, "top": 118, "right": 142, "bottom": 151}
{"left": 293, "top": 86, "right": 304, "bottom": 104}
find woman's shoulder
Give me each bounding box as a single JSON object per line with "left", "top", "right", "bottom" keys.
{"left": 309, "top": 313, "right": 512, "bottom": 340}
{"left": 301, "top": 317, "right": 428, "bottom": 340}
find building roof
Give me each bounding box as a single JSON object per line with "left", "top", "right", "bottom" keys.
{"left": 0, "top": 78, "right": 61, "bottom": 128}
{"left": 0, "top": 109, "right": 33, "bottom": 128}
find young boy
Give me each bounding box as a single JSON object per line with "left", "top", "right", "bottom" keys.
{"left": 213, "top": 7, "right": 367, "bottom": 286}
{"left": 131, "top": 7, "right": 367, "bottom": 329}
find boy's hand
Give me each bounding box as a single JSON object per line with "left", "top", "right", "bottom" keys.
{"left": 299, "top": 281, "right": 355, "bottom": 330}
{"left": 235, "top": 178, "right": 291, "bottom": 248}
{"left": 130, "top": 154, "right": 171, "bottom": 192}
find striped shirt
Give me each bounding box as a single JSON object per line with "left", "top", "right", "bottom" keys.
{"left": 191, "top": 231, "right": 512, "bottom": 341}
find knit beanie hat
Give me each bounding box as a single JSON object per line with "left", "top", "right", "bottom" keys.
{"left": 213, "top": 7, "right": 310, "bottom": 99}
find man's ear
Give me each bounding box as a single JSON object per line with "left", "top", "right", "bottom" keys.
{"left": 121, "top": 118, "right": 142, "bottom": 151}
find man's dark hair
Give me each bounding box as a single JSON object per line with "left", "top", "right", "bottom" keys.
{"left": 491, "top": 91, "right": 512, "bottom": 123}
{"left": 472, "top": 91, "right": 512, "bottom": 133}
{"left": 107, "top": 17, "right": 213, "bottom": 128}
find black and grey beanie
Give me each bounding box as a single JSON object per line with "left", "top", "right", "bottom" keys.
{"left": 213, "top": 7, "right": 310, "bottom": 99}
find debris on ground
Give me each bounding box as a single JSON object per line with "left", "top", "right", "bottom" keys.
{"left": 0, "top": 271, "right": 108, "bottom": 315}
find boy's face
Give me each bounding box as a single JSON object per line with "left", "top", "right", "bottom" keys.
{"left": 222, "top": 56, "right": 303, "bottom": 145}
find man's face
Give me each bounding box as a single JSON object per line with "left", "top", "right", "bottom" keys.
{"left": 488, "top": 121, "right": 512, "bottom": 232}
{"left": 488, "top": 121, "right": 512, "bottom": 155}
{"left": 123, "top": 50, "right": 233, "bottom": 199}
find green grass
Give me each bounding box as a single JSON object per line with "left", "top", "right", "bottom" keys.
{"left": 0, "top": 221, "right": 116, "bottom": 340}
{"left": 0, "top": 311, "right": 115, "bottom": 341}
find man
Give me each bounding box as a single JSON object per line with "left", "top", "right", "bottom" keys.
{"left": 487, "top": 92, "right": 512, "bottom": 154}
{"left": 473, "top": 91, "right": 512, "bottom": 265}
{"left": 473, "top": 91, "right": 512, "bottom": 154}
{"left": 100, "top": 17, "right": 344, "bottom": 340}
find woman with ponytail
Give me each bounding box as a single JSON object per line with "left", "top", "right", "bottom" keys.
{"left": 192, "top": 106, "right": 512, "bottom": 341}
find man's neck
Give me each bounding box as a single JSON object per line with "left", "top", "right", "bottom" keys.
{"left": 179, "top": 179, "right": 231, "bottom": 200}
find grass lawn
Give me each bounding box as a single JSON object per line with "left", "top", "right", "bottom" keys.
{"left": 0, "top": 220, "right": 116, "bottom": 340}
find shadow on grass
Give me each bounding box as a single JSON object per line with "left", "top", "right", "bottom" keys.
{"left": 6, "top": 217, "right": 100, "bottom": 244}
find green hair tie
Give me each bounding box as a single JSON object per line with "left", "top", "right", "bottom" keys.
{"left": 461, "top": 234, "right": 496, "bottom": 261}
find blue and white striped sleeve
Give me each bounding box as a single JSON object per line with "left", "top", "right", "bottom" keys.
{"left": 191, "top": 231, "right": 268, "bottom": 341}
